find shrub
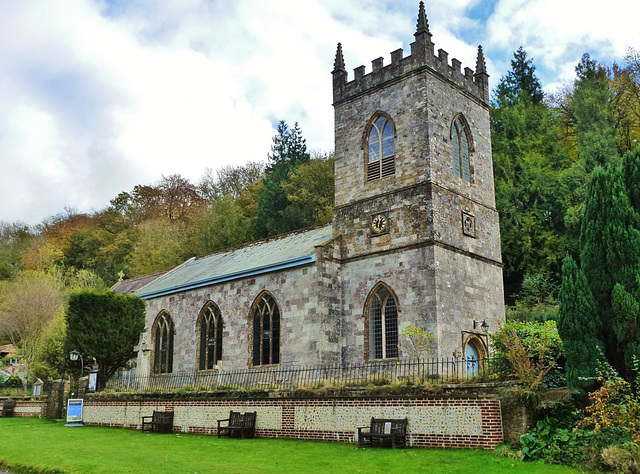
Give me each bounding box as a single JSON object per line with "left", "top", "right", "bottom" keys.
{"left": 491, "top": 320, "right": 563, "bottom": 390}
{"left": 1, "top": 375, "right": 23, "bottom": 388}
{"left": 398, "top": 325, "right": 435, "bottom": 359}
{"left": 601, "top": 444, "right": 640, "bottom": 473}
{"left": 577, "top": 376, "right": 640, "bottom": 443}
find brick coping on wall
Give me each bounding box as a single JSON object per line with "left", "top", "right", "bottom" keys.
{"left": 81, "top": 394, "right": 503, "bottom": 449}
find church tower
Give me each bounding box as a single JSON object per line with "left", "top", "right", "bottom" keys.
{"left": 332, "top": 2, "right": 504, "bottom": 362}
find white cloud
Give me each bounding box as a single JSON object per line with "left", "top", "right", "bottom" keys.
{"left": 486, "top": 0, "right": 637, "bottom": 84}
{"left": 0, "top": 0, "right": 633, "bottom": 224}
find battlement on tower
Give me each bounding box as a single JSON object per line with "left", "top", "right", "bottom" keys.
{"left": 332, "top": 2, "right": 489, "bottom": 106}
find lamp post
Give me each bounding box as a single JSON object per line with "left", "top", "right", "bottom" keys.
{"left": 69, "top": 350, "right": 84, "bottom": 377}
{"left": 69, "top": 350, "right": 85, "bottom": 397}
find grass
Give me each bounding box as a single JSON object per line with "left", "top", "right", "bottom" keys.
{"left": 0, "top": 417, "right": 582, "bottom": 474}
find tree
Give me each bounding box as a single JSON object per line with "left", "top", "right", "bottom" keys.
{"left": 572, "top": 54, "right": 618, "bottom": 172}
{"left": 557, "top": 255, "right": 603, "bottom": 390}
{"left": 157, "top": 174, "right": 206, "bottom": 221}
{"left": 65, "top": 290, "right": 146, "bottom": 388}
{"left": 31, "top": 313, "right": 67, "bottom": 381}
{"left": 0, "top": 222, "right": 34, "bottom": 280}
{"left": 281, "top": 153, "right": 335, "bottom": 228}
{"left": 0, "top": 271, "right": 66, "bottom": 384}
{"left": 491, "top": 48, "right": 570, "bottom": 300}
{"left": 193, "top": 197, "right": 253, "bottom": 255}
{"left": 398, "top": 325, "right": 435, "bottom": 359}
{"left": 558, "top": 147, "right": 640, "bottom": 384}
{"left": 494, "top": 46, "right": 544, "bottom": 107}
{"left": 255, "top": 121, "right": 311, "bottom": 237}
{"left": 129, "top": 219, "right": 190, "bottom": 277}
{"left": 198, "top": 162, "right": 265, "bottom": 202}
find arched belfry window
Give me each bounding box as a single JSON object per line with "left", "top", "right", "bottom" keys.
{"left": 153, "top": 311, "right": 174, "bottom": 374}
{"left": 367, "top": 115, "right": 395, "bottom": 181}
{"left": 198, "top": 302, "right": 223, "bottom": 370}
{"left": 367, "top": 284, "right": 399, "bottom": 360}
{"left": 451, "top": 116, "right": 472, "bottom": 182}
{"left": 252, "top": 292, "right": 280, "bottom": 366}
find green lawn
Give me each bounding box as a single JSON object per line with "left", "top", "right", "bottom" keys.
{"left": 0, "top": 418, "right": 581, "bottom": 474}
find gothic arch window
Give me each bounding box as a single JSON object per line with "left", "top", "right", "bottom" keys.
{"left": 197, "top": 302, "right": 223, "bottom": 371}
{"left": 366, "top": 114, "right": 395, "bottom": 181}
{"left": 451, "top": 115, "right": 473, "bottom": 182}
{"left": 251, "top": 292, "right": 280, "bottom": 366}
{"left": 152, "top": 311, "right": 174, "bottom": 374}
{"left": 366, "top": 283, "right": 399, "bottom": 360}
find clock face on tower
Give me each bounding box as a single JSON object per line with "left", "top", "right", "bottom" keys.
{"left": 371, "top": 212, "right": 388, "bottom": 234}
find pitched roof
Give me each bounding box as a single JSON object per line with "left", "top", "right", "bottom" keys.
{"left": 137, "top": 225, "right": 333, "bottom": 299}
{"left": 0, "top": 344, "right": 17, "bottom": 356}
{"left": 111, "top": 271, "right": 167, "bottom": 295}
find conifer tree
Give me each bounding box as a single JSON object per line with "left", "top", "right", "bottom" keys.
{"left": 572, "top": 54, "right": 618, "bottom": 171}
{"left": 255, "top": 121, "right": 310, "bottom": 237}
{"left": 557, "top": 255, "right": 602, "bottom": 389}
{"left": 559, "top": 147, "right": 640, "bottom": 383}
{"left": 491, "top": 48, "right": 569, "bottom": 299}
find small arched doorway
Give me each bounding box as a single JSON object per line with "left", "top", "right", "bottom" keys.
{"left": 462, "top": 334, "right": 487, "bottom": 378}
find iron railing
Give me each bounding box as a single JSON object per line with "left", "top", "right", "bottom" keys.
{"left": 104, "top": 357, "right": 500, "bottom": 392}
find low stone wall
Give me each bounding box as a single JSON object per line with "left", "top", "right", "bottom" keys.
{"left": 82, "top": 394, "right": 503, "bottom": 449}
{"left": 14, "top": 400, "right": 48, "bottom": 418}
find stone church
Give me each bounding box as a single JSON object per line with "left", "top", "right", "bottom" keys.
{"left": 117, "top": 2, "right": 505, "bottom": 377}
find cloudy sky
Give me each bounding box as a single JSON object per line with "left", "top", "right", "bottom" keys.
{"left": 1, "top": 0, "right": 636, "bottom": 225}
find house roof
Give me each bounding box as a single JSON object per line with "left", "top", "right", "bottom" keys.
{"left": 111, "top": 271, "right": 167, "bottom": 295}
{"left": 137, "top": 225, "right": 333, "bottom": 299}
{"left": 0, "top": 344, "right": 17, "bottom": 356}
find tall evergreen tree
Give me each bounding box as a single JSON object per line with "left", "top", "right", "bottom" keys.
{"left": 255, "top": 121, "right": 311, "bottom": 237}
{"left": 494, "top": 46, "right": 544, "bottom": 107}
{"left": 491, "top": 48, "right": 569, "bottom": 300}
{"left": 557, "top": 255, "right": 603, "bottom": 389}
{"left": 572, "top": 54, "right": 618, "bottom": 171}
{"left": 559, "top": 146, "right": 640, "bottom": 383}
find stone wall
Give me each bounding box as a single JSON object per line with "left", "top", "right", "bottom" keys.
{"left": 82, "top": 394, "right": 503, "bottom": 449}
{"left": 13, "top": 400, "right": 48, "bottom": 418}
{"left": 138, "top": 259, "right": 343, "bottom": 373}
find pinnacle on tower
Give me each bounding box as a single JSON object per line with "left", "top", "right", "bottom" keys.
{"left": 475, "top": 45, "right": 488, "bottom": 76}
{"left": 333, "top": 43, "right": 346, "bottom": 73}
{"left": 415, "top": 1, "right": 431, "bottom": 36}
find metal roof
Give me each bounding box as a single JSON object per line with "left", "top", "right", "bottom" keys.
{"left": 111, "top": 271, "right": 167, "bottom": 295}
{"left": 137, "top": 225, "right": 333, "bottom": 299}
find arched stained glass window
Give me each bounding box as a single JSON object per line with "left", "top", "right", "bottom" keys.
{"left": 368, "top": 284, "right": 399, "bottom": 360}
{"left": 153, "top": 312, "right": 174, "bottom": 374}
{"left": 451, "top": 117, "right": 471, "bottom": 182}
{"left": 252, "top": 292, "right": 280, "bottom": 366}
{"left": 198, "top": 302, "right": 223, "bottom": 370}
{"left": 367, "top": 115, "right": 395, "bottom": 181}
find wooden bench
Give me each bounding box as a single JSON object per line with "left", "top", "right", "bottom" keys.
{"left": 358, "top": 417, "right": 408, "bottom": 449}
{"left": 217, "top": 411, "right": 257, "bottom": 439}
{"left": 1, "top": 399, "right": 16, "bottom": 418}
{"left": 141, "top": 410, "right": 174, "bottom": 433}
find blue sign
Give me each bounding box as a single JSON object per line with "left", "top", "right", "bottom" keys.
{"left": 67, "top": 399, "right": 84, "bottom": 422}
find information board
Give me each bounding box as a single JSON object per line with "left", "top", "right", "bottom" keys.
{"left": 67, "top": 399, "right": 84, "bottom": 422}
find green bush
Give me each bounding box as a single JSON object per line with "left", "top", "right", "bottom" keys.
{"left": 491, "top": 320, "right": 564, "bottom": 389}
{"left": 521, "top": 419, "right": 632, "bottom": 469}
{"left": 0, "top": 375, "right": 23, "bottom": 388}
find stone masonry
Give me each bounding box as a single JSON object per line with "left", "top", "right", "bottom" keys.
{"left": 131, "top": 2, "right": 504, "bottom": 376}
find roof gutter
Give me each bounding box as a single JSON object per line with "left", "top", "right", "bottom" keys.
{"left": 137, "top": 254, "right": 316, "bottom": 299}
